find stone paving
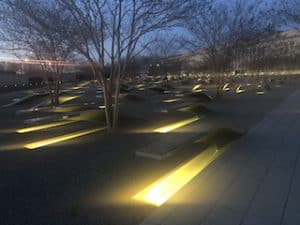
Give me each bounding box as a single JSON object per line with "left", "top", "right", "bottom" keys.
{"left": 140, "top": 90, "right": 300, "bottom": 225}
{"left": 135, "top": 121, "right": 212, "bottom": 160}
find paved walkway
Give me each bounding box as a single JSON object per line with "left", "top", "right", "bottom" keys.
{"left": 141, "top": 90, "right": 300, "bottom": 225}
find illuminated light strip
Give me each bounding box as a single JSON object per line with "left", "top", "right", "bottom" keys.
{"left": 71, "top": 81, "right": 91, "bottom": 90}
{"left": 135, "top": 84, "right": 145, "bottom": 88}
{"left": 235, "top": 85, "right": 245, "bottom": 94}
{"left": 59, "top": 96, "right": 80, "bottom": 104}
{"left": 256, "top": 91, "right": 265, "bottom": 95}
{"left": 25, "top": 127, "right": 105, "bottom": 150}
{"left": 193, "top": 89, "right": 203, "bottom": 93}
{"left": 154, "top": 116, "right": 200, "bottom": 133}
{"left": 163, "top": 98, "right": 181, "bottom": 103}
{"left": 192, "top": 84, "right": 201, "bottom": 91}
{"left": 17, "top": 121, "right": 76, "bottom": 133}
{"left": 133, "top": 146, "right": 222, "bottom": 206}
{"left": 222, "top": 83, "right": 230, "bottom": 91}
{"left": 72, "top": 87, "right": 81, "bottom": 90}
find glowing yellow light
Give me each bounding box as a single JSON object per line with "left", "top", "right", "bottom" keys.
{"left": 162, "top": 98, "right": 181, "bottom": 103}
{"left": 98, "top": 105, "right": 106, "bottom": 109}
{"left": 133, "top": 146, "right": 222, "bottom": 206}
{"left": 222, "top": 83, "right": 230, "bottom": 91}
{"left": 256, "top": 91, "right": 265, "bottom": 95}
{"left": 235, "top": 85, "right": 245, "bottom": 94}
{"left": 135, "top": 84, "right": 145, "bottom": 88}
{"left": 192, "top": 84, "right": 201, "bottom": 91}
{"left": 193, "top": 89, "right": 203, "bottom": 93}
{"left": 71, "top": 81, "right": 91, "bottom": 90}
{"left": 192, "top": 84, "right": 203, "bottom": 92}
{"left": 154, "top": 116, "right": 199, "bottom": 133}
{"left": 25, "top": 127, "right": 105, "bottom": 150}
{"left": 59, "top": 96, "right": 80, "bottom": 104}
{"left": 17, "top": 121, "right": 76, "bottom": 133}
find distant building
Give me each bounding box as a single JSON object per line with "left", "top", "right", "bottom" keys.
{"left": 170, "top": 29, "right": 300, "bottom": 74}
{"left": 233, "top": 29, "right": 300, "bottom": 72}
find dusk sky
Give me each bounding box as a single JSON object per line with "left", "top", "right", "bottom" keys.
{"left": 0, "top": 0, "right": 287, "bottom": 62}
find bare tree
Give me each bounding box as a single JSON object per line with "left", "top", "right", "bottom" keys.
{"left": 183, "top": 1, "right": 234, "bottom": 98}
{"left": 123, "top": 56, "right": 149, "bottom": 78}
{"left": 53, "top": 0, "right": 196, "bottom": 129}
{"left": 183, "top": 0, "right": 274, "bottom": 97}
{"left": 279, "top": 0, "right": 300, "bottom": 28}
{"left": 146, "top": 34, "right": 182, "bottom": 79}
{"left": 0, "top": 1, "right": 75, "bottom": 106}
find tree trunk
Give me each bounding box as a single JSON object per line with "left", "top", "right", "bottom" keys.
{"left": 51, "top": 93, "right": 54, "bottom": 106}
{"left": 102, "top": 80, "right": 114, "bottom": 129}
{"left": 112, "top": 78, "right": 121, "bottom": 129}
{"left": 54, "top": 78, "right": 60, "bottom": 106}
{"left": 215, "top": 73, "right": 223, "bottom": 100}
